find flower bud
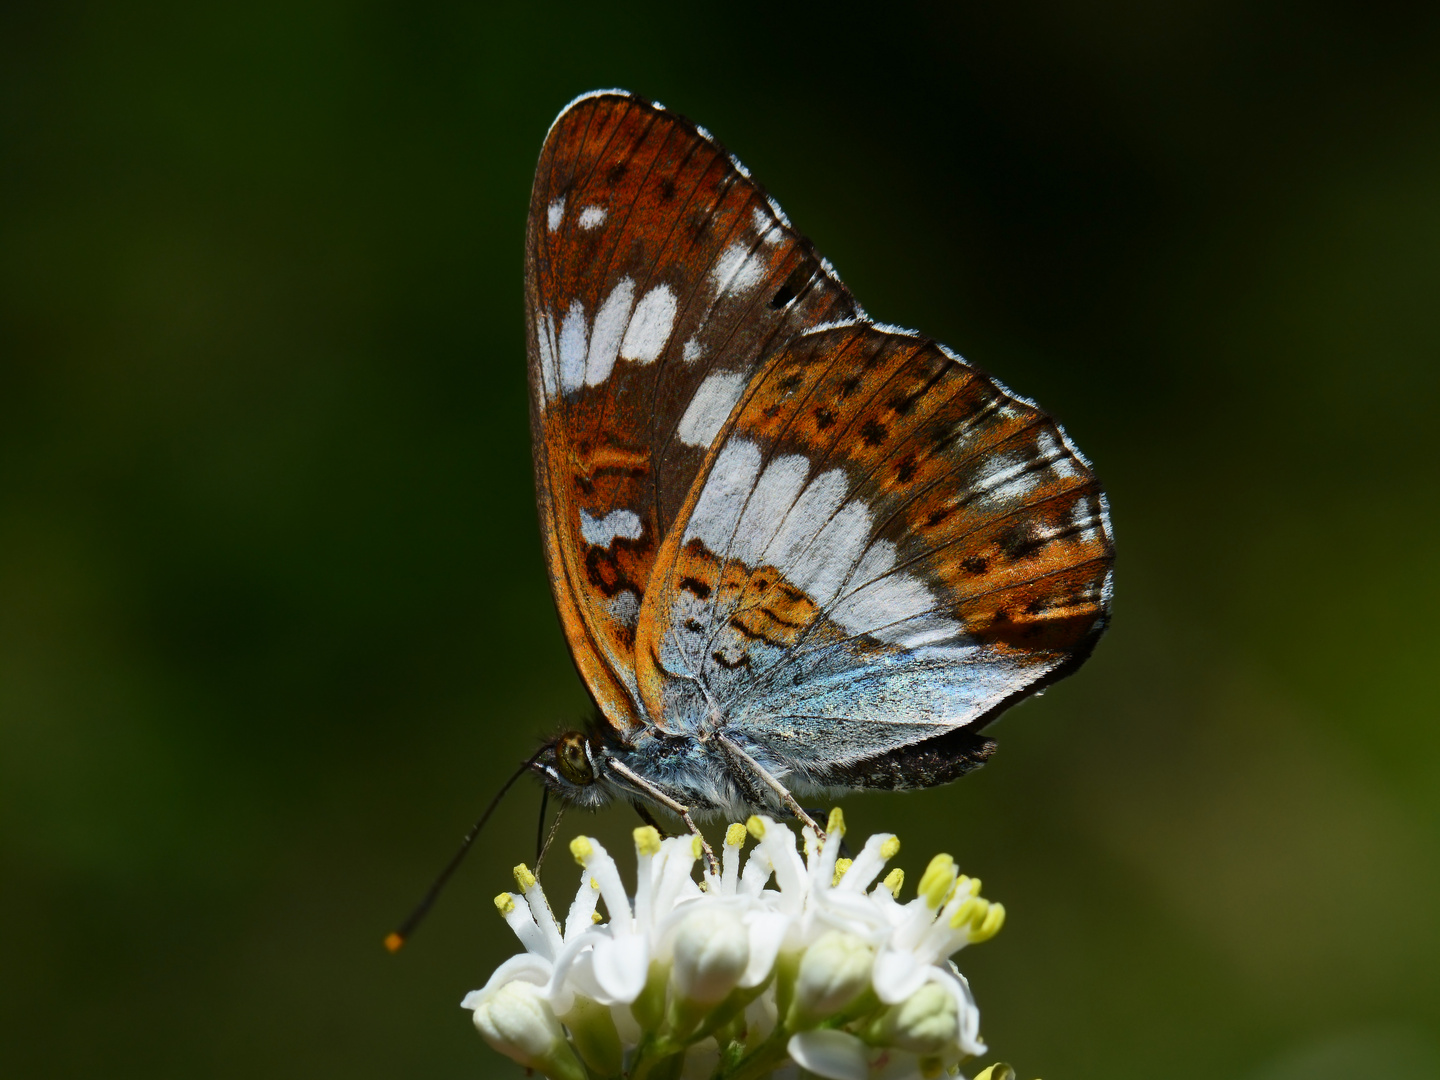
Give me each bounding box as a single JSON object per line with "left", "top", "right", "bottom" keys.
{"left": 470, "top": 980, "right": 586, "bottom": 1080}
{"left": 790, "top": 930, "right": 874, "bottom": 1026}
{"left": 861, "top": 980, "right": 959, "bottom": 1055}
{"left": 671, "top": 908, "right": 750, "bottom": 1005}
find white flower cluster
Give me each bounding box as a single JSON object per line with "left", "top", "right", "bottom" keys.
{"left": 462, "top": 810, "right": 1011, "bottom": 1080}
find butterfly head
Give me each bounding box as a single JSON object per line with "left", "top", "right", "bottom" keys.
{"left": 533, "top": 729, "right": 614, "bottom": 809}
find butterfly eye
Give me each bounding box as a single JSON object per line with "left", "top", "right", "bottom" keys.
{"left": 555, "top": 731, "right": 595, "bottom": 786}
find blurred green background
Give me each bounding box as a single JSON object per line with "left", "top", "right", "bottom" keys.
{"left": 3, "top": 3, "right": 1438, "bottom": 1078}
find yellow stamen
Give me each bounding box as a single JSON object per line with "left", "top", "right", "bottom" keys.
{"left": 880, "top": 836, "right": 901, "bottom": 860}
{"left": 591, "top": 911, "right": 604, "bottom": 924}
{"left": 494, "top": 893, "right": 515, "bottom": 916}
{"left": 826, "top": 807, "right": 846, "bottom": 837}
{"left": 691, "top": 835, "right": 704, "bottom": 860}
{"left": 882, "top": 868, "right": 905, "bottom": 898}
{"left": 725, "top": 822, "right": 747, "bottom": 847}
{"left": 633, "top": 825, "right": 661, "bottom": 856}
{"left": 746, "top": 815, "right": 766, "bottom": 840}
{"left": 950, "top": 897, "right": 982, "bottom": 929}
{"left": 570, "top": 836, "right": 594, "bottom": 866}
{"left": 512, "top": 863, "right": 536, "bottom": 891}
{"left": 832, "top": 857, "right": 853, "bottom": 886}
{"left": 968, "top": 902, "right": 1006, "bottom": 943}
{"left": 919, "top": 854, "right": 958, "bottom": 909}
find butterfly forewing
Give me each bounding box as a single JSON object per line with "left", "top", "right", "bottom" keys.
{"left": 527, "top": 92, "right": 858, "bottom": 733}
{"left": 634, "top": 324, "right": 1113, "bottom": 772}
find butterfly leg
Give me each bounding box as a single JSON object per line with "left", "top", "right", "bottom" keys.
{"left": 716, "top": 734, "right": 826, "bottom": 841}
{"left": 604, "top": 756, "right": 720, "bottom": 875}
{"left": 800, "top": 807, "right": 851, "bottom": 859}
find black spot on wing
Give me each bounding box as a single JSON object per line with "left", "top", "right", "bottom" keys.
{"left": 769, "top": 259, "right": 817, "bottom": 310}
{"left": 679, "top": 576, "right": 712, "bottom": 599}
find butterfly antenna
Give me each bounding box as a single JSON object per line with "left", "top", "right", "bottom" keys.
{"left": 384, "top": 749, "right": 543, "bottom": 952}
{"left": 534, "top": 786, "right": 550, "bottom": 864}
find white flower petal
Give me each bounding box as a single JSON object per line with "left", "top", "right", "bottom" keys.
{"left": 816, "top": 889, "right": 893, "bottom": 938}
{"left": 741, "top": 911, "right": 791, "bottom": 987}
{"left": 720, "top": 825, "right": 745, "bottom": 895}
{"left": 463, "top": 952, "right": 552, "bottom": 1009}
{"left": 739, "top": 844, "right": 776, "bottom": 895}
{"left": 838, "top": 833, "right": 897, "bottom": 893}
{"left": 788, "top": 1029, "right": 870, "bottom": 1080}
{"left": 653, "top": 836, "right": 701, "bottom": 914}
{"left": 523, "top": 886, "right": 566, "bottom": 958}
{"left": 811, "top": 823, "right": 846, "bottom": 889}
{"left": 546, "top": 933, "right": 611, "bottom": 1014}
{"left": 500, "top": 892, "right": 552, "bottom": 957}
{"left": 873, "top": 945, "right": 929, "bottom": 1004}
{"left": 573, "top": 838, "right": 634, "bottom": 930}
{"left": 564, "top": 873, "right": 601, "bottom": 939}
{"left": 758, "top": 821, "right": 809, "bottom": 903}
{"left": 590, "top": 932, "right": 650, "bottom": 1003}
{"left": 937, "top": 964, "right": 986, "bottom": 1057}
{"left": 867, "top": 884, "right": 906, "bottom": 924}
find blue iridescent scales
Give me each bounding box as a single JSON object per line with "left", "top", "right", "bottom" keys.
{"left": 526, "top": 90, "right": 1113, "bottom": 819}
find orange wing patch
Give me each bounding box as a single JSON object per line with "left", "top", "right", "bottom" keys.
{"left": 672, "top": 537, "right": 821, "bottom": 667}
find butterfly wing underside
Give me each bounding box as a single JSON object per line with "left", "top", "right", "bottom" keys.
{"left": 634, "top": 324, "right": 1114, "bottom": 785}
{"left": 526, "top": 91, "right": 859, "bottom": 733}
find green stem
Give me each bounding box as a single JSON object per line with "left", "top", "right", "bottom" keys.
{"left": 626, "top": 1033, "right": 679, "bottom": 1080}
{"left": 712, "top": 1029, "right": 791, "bottom": 1080}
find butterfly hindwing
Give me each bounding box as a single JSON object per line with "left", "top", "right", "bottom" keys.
{"left": 634, "top": 324, "right": 1113, "bottom": 777}
{"left": 526, "top": 92, "right": 858, "bottom": 733}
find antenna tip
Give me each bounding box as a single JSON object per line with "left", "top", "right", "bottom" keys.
{"left": 384, "top": 932, "right": 406, "bottom": 953}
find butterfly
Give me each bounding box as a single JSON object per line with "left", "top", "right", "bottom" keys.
{"left": 526, "top": 90, "right": 1113, "bottom": 847}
